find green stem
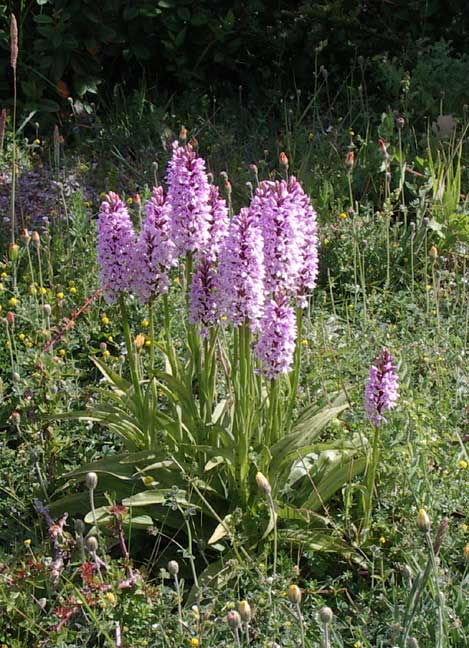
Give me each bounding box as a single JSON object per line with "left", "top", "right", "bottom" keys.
{"left": 119, "top": 296, "right": 143, "bottom": 410}
{"left": 286, "top": 307, "right": 303, "bottom": 424}
{"left": 364, "top": 424, "right": 380, "bottom": 535}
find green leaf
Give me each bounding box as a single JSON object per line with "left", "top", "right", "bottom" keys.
{"left": 122, "top": 490, "right": 196, "bottom": 508}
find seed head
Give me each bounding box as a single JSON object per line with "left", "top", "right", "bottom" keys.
{"left": 319, "top": 606, "right": 333, "bottom": 624}
{"left": 239, "top": 600, "right": 252, "bottom": 623}
{"left": 86, "top": 536, "right": 98, "bottom": 552}
{"left": 255, "top": 471, "right": 271, "bottom": 495}
{"left": 407, "top": 638, "right": 419, "bottom": 648}
{"left": 417, "top": 508, "right": 431, "bottom": 532}
{"left": 85, "top": 472, "right": 98, "bottom": 491}
{"left": 227, "top": 610, "right": 242, "bottom": 631}
{"left": 167, "top": 560, "right": 179, "bottom": 576}
{"left": 10, "top": 14, "right": 18, "bottom": 71}
{"left": 464, "top": 543, "right": 469, "bottom": 561}
{"left": 287, "top": 584, "right": 302, "bottom": 605}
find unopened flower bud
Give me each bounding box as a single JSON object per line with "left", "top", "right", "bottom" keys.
{"left": 43, "top": 304, "right": 51, "bottom": 316}
{"left": 85, "top": 472, "right": 98, "bottom": 490}
{"left": 86, "top": 536, "right": 98, "bottom": 552}
{"left": 255, "top": 471, "right": 271, "bottom": 494}
{"left": 134, "top": 333, "right": 145, "bottom": 350}
{"left": 345, "top": 150, "right": 355, "bottom": 168}
{"left": 99, "top": 342, "right": 107, "bottom": 352}
{"left": 417, "top": 508, "right": 431, "bottom": 532}
{"left": 31, "top": 231, "right": 40, "bottom": 248}
{"left": 167, "top": 560, "right": 179, "bottom": 576}
{"left": 287, "top": 584, "right": 302, "bottom": 605}
{"left": 422, "top": 217, "right": 430, "bottom": 227}
{"left": 319, "top": 606, "right": 333, "bottom": 624}
{"left": 11, "top": 411, "right": 20, "bottom": 425}
{"left": 279, "top": 152, "right": 289, "bottom": 167}
{"left": 239, "top": 600, "right": 252, "bottom": 623}
{"left": 12, "top": 371, "right": 21, "bottom": 382}
{"left": 396, "top": 116, "right": 405, "bottom": 129}
{"left": 227, "top": 610, "right": 242, "bottom": 631}
{"left": 429, "top": 245, "right": 438, "bottom": 261}
{"left": 6, "top": 311, "right": 15, "bottom": 326}
{"left": 8, "top": 243, "right": 19, "bottom": 261}
{"left": 179, "top": 126, "right": 188, "bottom": 142}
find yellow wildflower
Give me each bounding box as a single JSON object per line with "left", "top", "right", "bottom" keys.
{"left": 58, "top": 349, "right": 66, "bottom": 357}
{"left": 8, "top": 297, "right": 18, "bottom": 307}
{"left": 56, "top": 292, "right": 64, "bottom": 300}
{"left": 141, "top": 319, "right": 150, "bottom": 328}
{"left": 459, "top": 459, "right": 468, "bottom": 470}
{"left": 69, "top": 286, "right": 77, "bottom": 294}
{"left": 101, "top": 316, "right": 110, "bottom": 326}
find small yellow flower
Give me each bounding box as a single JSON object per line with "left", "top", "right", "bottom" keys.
{"left": 461, "top": 523, "right": 468, "bottom": 533}
{"left": 459, "top": 459, "right": 468, "bottom": 470}
{"left": 145, "top": 339, "right": 151, "bottom": 347}
{"left": 103, "top": 350, "right": 110, "bottom": 358}
{"left": 69, "top": 286, "right": 77, "bottom": 294}
{"left": 25, "top": 341, "right": 32, "bottom": 348}
{"left": 9, "top": 297, "right": 18, "bottom": 307}
{"left": 99, "top": 192, "right": 107, "bottom": 200}
{"left": 107, "top": 335, "right": 113, "bottom": 342}
{"left": 284, "top": 621, "right": 292, "bottom": 628}
{"left": 56, "top": 292, "right": 64, "bottom": 300}
{"left": 29, "top": 285, "right": 37, "bottom": 295}
{"left": 379, "top": 536, "right": 386, "bottom": 544}
{"left": 221, "top": 314, "right": 228, "bottom": 321}
{"left": 69, "top": 280, "right": 75, "bottom": 287}
{"left": 301, "top": 338, "right": 309, "bottom": 346}
{"left": 339, "top": 211, "right": 347, "bottom": 219}
{"left": 39, "top": 287, "right": 47, "bottom": 295}
{"left": 348, "top": 128, "right": 355, "bottom": 137}
{"left": 141, "top": 319, "right": 150, "bottom": 328}
{"left": 323, "top": 237, "right": 330, "bottom": 245}
{"left": 24, "top": 539, "right": 31, "bottom": 547}
{"left": 189, "top": 639, "right": 199, "bottom": 647}
{"left": 354, "top": 643, "right": 362, "bottom": 648}
{"left": 143, "top": 475, "right": 154, "bottom": 486}
{"left": 33, "top": 138, "right": 41, "bottom": 145}
{"left": 0, "top": 283, "right": 3, "bottom": 291}
{"left": 84, "top": 201, "right": 91, "bottom": 208}
{"left": 18, "top": 333, "right": 26, "bottom": 341}
{"left": 173, "top": 276, "right": 180, "bottom": 285}
{"left": 105, "top": 592, "right": 116, "bottom": 605}
{"left": 58, "top": 349, "right": 66, "bottom": 357}
{"left": 126, "top": 197, "right": 133, "bottom": 205}
{"left": 0, "top": 272, "right": 7, "bottom": 279}
{"left": 101, "top": 316, "right": 110, "bottom": 326}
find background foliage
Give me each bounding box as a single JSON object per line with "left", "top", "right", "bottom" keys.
{"left": 2, "top": 0, "right": 469, "bottom": 118}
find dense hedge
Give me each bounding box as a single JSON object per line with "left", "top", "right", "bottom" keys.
{"left": 1, "top": 0, "right": 469, "bottom": 114}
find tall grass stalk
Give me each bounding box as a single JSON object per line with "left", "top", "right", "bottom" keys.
{"left": 10, "top": 14, "right": 18, "bottom": 249}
